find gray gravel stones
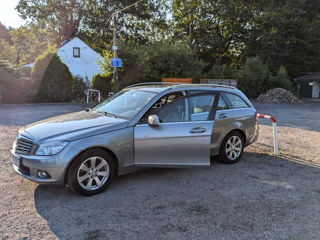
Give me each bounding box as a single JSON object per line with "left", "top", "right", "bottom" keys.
{"left": 256, "top": 88, "right": 299, "bottom": 104}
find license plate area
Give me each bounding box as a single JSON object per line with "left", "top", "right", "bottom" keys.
{"left": 11, "top": 152, "right": 21, "bottom": 166}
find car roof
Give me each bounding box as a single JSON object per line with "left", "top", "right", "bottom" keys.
{"left": 125, "top": 82, "right": 238, "bottom": 93}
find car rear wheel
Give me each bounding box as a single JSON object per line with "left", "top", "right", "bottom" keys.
{"left": 66, "top": 149, "right": 115, "bottom": 196}
{"left": 218, "top": 131, "right": 244, "bottom": 164}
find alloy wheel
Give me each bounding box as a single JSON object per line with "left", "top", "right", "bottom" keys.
{"left": 77, "top": 156, "right": 110, "bottom": 191}
{"left": 225, "top": 136, "right": 242, "bottom": 160}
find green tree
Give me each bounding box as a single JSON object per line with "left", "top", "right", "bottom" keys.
{"left": 237, "top": 57, "right": 270, "bottom": 99}
{"left": 100, "top": 41, "right": 205, "bottom": 88}
{"left": 10, "top": 24, "right": 56, "bottom": 65}
{"left": 0, "top": 39, "right": 17, "bottom": 63}
{"left": 172, "top": 0, "right": 255, "bottom": 67}
{"left": 243, "top": 0, "right": 320, "bottom": 77}
{"left": 16, "top": 0, "right": 92, "bottom": 45}
{"left": 31, "top": 46, "right": 74, "bottom": 102}
{"left": 269, "top": 66, "right": 292, "bottom": 91}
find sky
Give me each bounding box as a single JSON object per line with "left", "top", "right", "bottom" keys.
{"left": 0, "top": 0, "right": 25, "bottom": 28}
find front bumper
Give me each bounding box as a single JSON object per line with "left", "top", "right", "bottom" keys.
{"left": 11, "top": 150, "right": 65, "bottom": 184}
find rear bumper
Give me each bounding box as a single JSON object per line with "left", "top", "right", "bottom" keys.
{"left": 245, "top": 122, "right": 259, "bottom": 147}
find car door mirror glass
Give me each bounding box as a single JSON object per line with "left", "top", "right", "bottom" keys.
{"left": 148, "top": 115, "right": 160, "bottom": 126}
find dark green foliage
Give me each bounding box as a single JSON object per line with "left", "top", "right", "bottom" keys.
{"left": 237, "top": 58, "right": 292, "bottom": 98}
{"left": 10, "top": 0, "right": 320, "bottom": 98}
{"left": 243, "top": 0, "right": 320, "bottom": 77}
{"left": 101, "top": 41, "right": 205, "bottom": 88}
{"left": 237, "top": 57, "right": 270, "bottom": 98}
{"left": 269, "top": 66, "right": 292, "bottom": 91}
{"left": 92, "top": 74, "right": 112, "bottom": 97}
{"left": 204, "top": 65, "right": 237, "bottom": 80}
{"left": 0, "top": 60, "right": 33, "bottom": 103}
{"left": 31, "top": 47, "right": 74, "bottom": 102}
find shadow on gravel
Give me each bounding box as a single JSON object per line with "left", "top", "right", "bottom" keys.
{"left": 33, "top": 153, "right": 320, "bottom": 240}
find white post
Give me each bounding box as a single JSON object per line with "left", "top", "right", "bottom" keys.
{"left": 273, "top": 122, "right": 278, "bottom": 155}
{"left": 86, "top": 91, "right": 89, "bottom": 104}
{"left": 98, "top": 91, "right": 101, "bottom": 102}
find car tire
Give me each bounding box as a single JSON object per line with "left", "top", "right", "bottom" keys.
{"left": 66, "top": 149, "right": 115, "bottom": 196}
{"left": 217, "top": 131, "right": 244, "bottom": 164}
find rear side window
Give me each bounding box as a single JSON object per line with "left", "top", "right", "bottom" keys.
{"left": 225, "top": 93, "right": 250, "bottom": 109}
{"left": 217, "top": 96, "right": 229, "bottom": 110}
{"left": 188, "top": 94, "right": 215, "bottom": 121}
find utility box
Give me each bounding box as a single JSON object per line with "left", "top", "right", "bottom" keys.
{"left": 201, "top": 79, "right": 238, "bottom": 87}
{"left": 162, "top": 78, "right": 193, "bottom": 84}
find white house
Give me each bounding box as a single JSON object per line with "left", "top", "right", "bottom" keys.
{"left": 24, "top": 37, "right": 104, "bottom": 84}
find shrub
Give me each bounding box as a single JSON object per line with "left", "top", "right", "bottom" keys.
{"left": 237, "top": 57, "right": 270, "bottom": 98}
{"left": 269, "top": 66, "right": 292, "bottom": 91}
{"left": 0, "top": 60, "right": 33, "bottom": 103}
{"left": 92, "top": 74, "right": 112, "bottom": 97}
{"left": 31, "top": 46, "right": 74, "bottom": 102}
{"left": 203, "top": 64, "right": 237, "bottom": 79}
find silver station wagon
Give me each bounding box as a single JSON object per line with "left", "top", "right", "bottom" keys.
{"left": 11, "top": 83, "right": 259, "bottom": 195}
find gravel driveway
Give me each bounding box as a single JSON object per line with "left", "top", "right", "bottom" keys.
{"left": 0, "top": 102, "right": 319, "bottom": 240}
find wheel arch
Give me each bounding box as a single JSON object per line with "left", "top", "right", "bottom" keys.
{"left": 64, "top": 146, "right": 119, "bottom": 184}
{"left": 220, "top": 129, "right": 247, "bottom": 151}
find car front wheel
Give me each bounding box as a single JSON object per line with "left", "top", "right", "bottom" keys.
{"left": 66, "top": 149, "right": 115, "bottom": 196}
{"left": 218, "top": 131, "right": 244, "bottom": 164}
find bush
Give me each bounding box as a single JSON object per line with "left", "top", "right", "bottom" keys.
{"left": 203, "top": 64, "right": 237, "bottom": 79}
{"left": 0, "top": 60, "right": 33, "bottom": 103}
{"left": 92, "top": 74, "right": 112, "bottom": 97}
{"left": 269, "top": 66, "right": 292, "bottom": 91}
{"left": 31, "top": 46, "right": 74, "bottom": 102}
{"left": 237, "top": 57, "right": 270, "bottom": 98}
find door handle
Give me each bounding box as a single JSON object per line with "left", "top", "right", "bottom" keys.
{"left": 189, "top": 127, "right": 207, "bottom": 134}
{"left": 218, "top": 113, "right": 228, "bottom": 119}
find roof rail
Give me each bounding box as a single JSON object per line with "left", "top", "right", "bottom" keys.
{"left": 127, "top": 82, "right": 180, "bottom": 88}
{"left": 172, "top": 83, "right": 237, "bottom": 89}
{"left": 202, "top": 83, "right": 236, "bottom": 89}
{"left": 127, "top": 82, "right": 237, "bottom": 89}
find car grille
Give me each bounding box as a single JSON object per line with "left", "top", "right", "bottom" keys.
{"left": 18, "top": 163, "right": 31, "bottom": 176}
{"left": 15, "top": 137, "right": 34, "bottom": 155}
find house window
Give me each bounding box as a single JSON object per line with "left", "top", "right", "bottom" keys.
{"left": 73, "top": 47, "right": 80, "bottom": 58}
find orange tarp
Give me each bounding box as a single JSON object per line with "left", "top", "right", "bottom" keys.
{"left": 162, "top": 78, "right": 192, "bottom": 84}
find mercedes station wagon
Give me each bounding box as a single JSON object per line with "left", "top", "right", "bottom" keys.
{"left": 11, "top": 83, "right": 259, "bottom": 195}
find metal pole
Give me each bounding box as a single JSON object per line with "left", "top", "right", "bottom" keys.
{"left": 113, "top": 14, "right": 119, "bottom": 92}
{"left": 273, "top": 122, "right": 278, "bottom": 155}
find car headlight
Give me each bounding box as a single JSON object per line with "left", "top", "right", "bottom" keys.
{"left": 35, "top": 141, "right": 69, "bottom": 156}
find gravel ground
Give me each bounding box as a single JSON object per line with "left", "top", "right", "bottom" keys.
{"left": 0, "top": 102, "right": 319, "bottom": 240}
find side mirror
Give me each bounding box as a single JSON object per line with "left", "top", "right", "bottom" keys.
{"left": 148, "top": 115, "right": 160, "bottom": 126}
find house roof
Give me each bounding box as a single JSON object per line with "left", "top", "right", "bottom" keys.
{"left": 294, "top": 73, "right": 320, "bottom": 81}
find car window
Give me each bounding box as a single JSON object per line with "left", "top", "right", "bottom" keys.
{"left": 217, "top": 96, "right": 229, "bottom": 110}
{"left": 140, "top": 92, "right": 184, "bottom": 123}
{"left": 225, "top": 93, "right": 250, "bottom": 109}
{"left": 92, "top": 90, "right": 156, "bottom": 119}
{"left": 188, "top": 94, "right": 215, "bottom": 121}
{"left": 158, "top": 97, "right": 186, "bottom": 123}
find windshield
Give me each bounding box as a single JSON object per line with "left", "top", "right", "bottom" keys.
{"left": 92, "top": 90, "right": 157, "bottom": 119}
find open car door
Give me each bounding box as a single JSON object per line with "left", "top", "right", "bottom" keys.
{"left": 134, "top": 91, "right": 219, "bottom": 167}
